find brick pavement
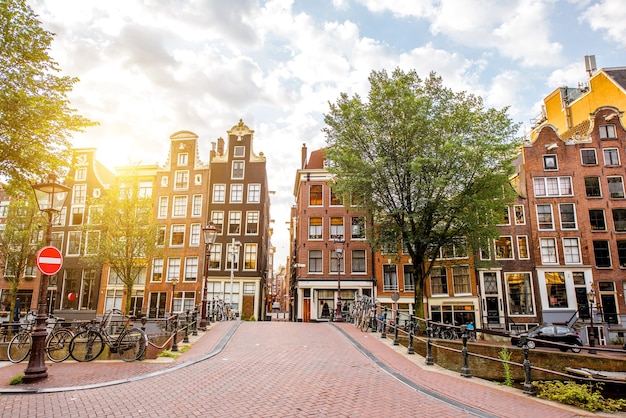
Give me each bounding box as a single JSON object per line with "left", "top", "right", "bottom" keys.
{"left": 0, "top": 321, "right": 618, "bottom": 417}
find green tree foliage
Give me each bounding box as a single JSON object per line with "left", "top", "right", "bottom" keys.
{"left": 0, "top": 194, "right": 45, "bottom": 320}
{"left": 81, "top": 171, "right": 159, "bottom": 315}
{"left": 0, "top": 0, "right": 95, "bottom": 191}
{"left": 324, "top": 68, "right": 520, "bottom": 317}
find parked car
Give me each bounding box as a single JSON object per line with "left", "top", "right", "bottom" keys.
{"left": 511, "top": 324, "right": 583, "bottom": 353}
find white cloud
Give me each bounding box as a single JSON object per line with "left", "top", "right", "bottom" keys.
{"left": 580, "top": 0, "right": 626, "bottom": 44}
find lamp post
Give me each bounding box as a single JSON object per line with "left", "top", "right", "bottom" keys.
{"left": 334, "top": 239, "right": 345, "bottom": 322}
{"left": 229, "top": 238, "right": 241, "bottom": 318}
{"left": 588, "top": 288, "right": 597, "bottom": 354}
{"left": 199, "top": 223, "right": 218, "bottom": 331}
{"left": 24, "top": 174, "right": 69, "bottom": 382}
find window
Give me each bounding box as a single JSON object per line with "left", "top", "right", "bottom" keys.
{"left": 330, "top": 217, "right": 344, "bottom": 240}
{"left": 581, "top": 149, "right": 597, "bottom": 165}
{"left": 212, "top": 184, "right": 226, "bottom": 203}
{"left": 330, "top": 190, "right": 343, "bottom": 206}
{"left": 383, "top": 265, "right": 398, "bottom": 291}
{"left": 184, "top": 257, "right": 198, "bottom": 282}
{"left": 228, "top": 211, "right": 241, "bottom": 234}
{"left": 177, "top": 153, "right": 188, "bottom": 166}
{"left": 75, "top": 168, "right": 87, "bottom": 181}
{"left": 499, "top": 206, "right": 510, "bottom": 225}
{"left": 166, "top": 258, "right": 181, "bottom": 282}
{"left": 72, "top": 184, "right": 86, "bottom": 204}
{"left": 495, "top": 236, "right": 513, "bottom": 259}
{"left": 589, "top": 209, "right": 606, "bottom": 231}
{"left": 351, "top": 250, "right": 366, "bottom": 273}
{"left": 85, "top": 231, "right": 100, "bottom": 255}
{"left": 229, "top": 184, "right": 243, "bottom": 203}
{"left": 194, "top": 174, "right": 202, "bottom": 186}
{"left": 585, "top": 177, "right": 602, "bottom": 197}
{"left": 247, "top": 184, "right": 260, "bottom": 203}
{"left": 309, "top": 217, "right": 322, "bottom": 239}
{"left": 156, "top": 225, "right": 166, "bottom": 246}
{"left": 209, "top": 243, "right": 222, "bottom": 270}
{"left": 545, "top": 272, "right": 567, "bottom": 307}
{"left": 440, "top": 239, "right": 468, "bottom": 259}
{"left": 430, "top": 266, "right": 447, "bottom": 295}
{"left": 232, "top": 161, "right": 244, "bottom": 179}
{"left": 517, "top": 236, "right": 529, "bottom": 259}
{"left": 67, "top": 231, "right": 82, "bottom": 256}
{"left": 543, "top": 155, "right": 558, "bottom": 170}
{"left": 70, "top": 206, "right": 84, "bottom": 225}
{"left": 158, "top": 197, "right": 168, "bottom": 218}
{"left": 211, "top": 211, "right": 224, "bottom": 234}
{"left": 172, "top": 291, "right": 195, "bottom": 313}
{"left": 403, "top": 265, "right": 415, "bottom": 291}
{"left": 189, "top": 224, "right": 200, "bottom": 246}
{"left": 617, "top": 240, "right": 626, "bottom": 267}
{"left": 88, "top": 206, "right": 103, "bottom": 225}
{"left": 514, "top": 205, "right": 525, "bottom": 225}
{"left": 599, "top": 124, "right": 617, "bottom": 139}
{"left": 351, "top": 217, "right": 365, "bottom": 239}
{"left": 536, "top": 204, "right": 553, "bottom": 230}
{"left": 593, "top": 240, "right": 611, "bottom": 267}
{"left": 603, "top": 148, "right": 620, "bottom": 166}
{"left": 234, "top": 146, "right": 245, "bottom": 157}
{"left": 533, "top": 177, "right": 572, "bottom": 197}
{"left": 161, "top": 176, "right": 168, "bottom": 187}
{"left": 330, "top": 249, "right": 344, "bottom": 273}
{"left": 138, "top": 181, "right": 152, "bottom": 197}
{"left": 246, "top": 211, "right": 259, "bottom": 235}
{"left": 309, "top": 185, "right": 322, "bottom": 206}
{"left": 152, "top": 258, "right": 163, "bottom": 282}
{"left": 0, "top": 201, "right": 8, "bottom": 218}
{"left": 559, "top": 203, "right": 576, "bottom": 229}
{"left": 172, "top": 196, "right": 187, "bottom": 217}
{"left": 563, "top": 237, "right": 581, "bottom": 264}
{"left": 613, "top": 208, "right": 626, "bottom": 232}
{"left": 540, "top": 238, "right": 558, "bottom": 264}
{"left": 170, "top": 225, "right": 185, "bottom": 246}
{"left": 51, "top": 232, "right": 63, "bottom": 250}
{"left": 191, "top": 195, "right": 202, "bottom": 217}
{"left": 452, "top": 265, "right": 470, "bottom": 294}
{"left": 308, "top": 250, "right": 322, "bottom": 273}
{"left": 174, "top": 171, "right": 189, "bottom": 189}
{"left": 608, "top": 176, "right": 625, "bottom": 198}
{"left": 505, "top": 273, "right": 534, "bottom": 315}
{"left": 243, "top": 244, "right": 257, "bottom": 270}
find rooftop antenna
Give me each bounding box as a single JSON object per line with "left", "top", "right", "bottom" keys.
{"left": 584, "top": 55, "right": 597, "bottom": 77}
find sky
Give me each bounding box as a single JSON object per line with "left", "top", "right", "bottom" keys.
{"left": 28, "top": 0, "right": 626, "bottom": 268}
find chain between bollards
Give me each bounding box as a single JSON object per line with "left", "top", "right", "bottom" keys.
{"left": 425, "top": 318, "right": 433, "bottom": 365}
{"left": 521, "top": 335, "right": 536, "bottom": 396}
{"left": 460, "top": 325, "right": 471, "bottom": 378}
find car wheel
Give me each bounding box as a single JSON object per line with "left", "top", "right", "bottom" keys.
{"left": 526, "top": 340, "right": 536, "bottom": 349}
{"left": 571, "top": 343, "right": 582, "bottom": 353}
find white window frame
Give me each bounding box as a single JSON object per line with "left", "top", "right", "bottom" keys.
{"left": 562, "top": 237, "right": 582, "bottom": 264}
{"left": 533, "top": 177, "right": 573, "bottom": 197}
{"left": 158, "top": 196, "right": 168, "bottom": 218}
{"left": 174, "top": 170, "right": 189, "bottom": 190}
{"left": 230, "top": 184, "right": 243, "bottom": 203}
{"left": 172, "top": 196, "right": 188, "bottom": 218}
{"left": 540, "top": 237, "right": 558, "bottom": 264}
{"left": 543, "top": 155, "right": 558, "bottom": 171}
{"left": 170, "top": 224, "right": 185, "bottom": 247}
{"left": 581, "top": 149, "right": 597, "bottom": 165}
{"left": 603, "top": 147, "right": 620, "bottom": 167}
{"left": 247, "top": 184, "right": 261, "bottom": 203}
{"left": 190, "top": 223, "right": 201, "bottom": 246}
{"left": 183, "top": 257, "right": 198, "bottom": 282}
{"left": 558, "top": 203, "right": 577, "bottom": 230}
{"left": 212, "top": 184, "right": 226, "bottom": 203}
{"left": 191, "top": 195, "right": 202, "bottom": 217}
{"left": 232, "top": 161, "right": 244, "bottom": 179}
{"left": 536, "top": 204, "right": 554, "bottom": 230}
{"left": 166, "top": 258, "right": 181, "bottom": 282}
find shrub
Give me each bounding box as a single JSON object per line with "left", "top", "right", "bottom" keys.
{"left": 498, "top": 346, "right": 513, "bottom": 387}
{"left": 533, "top": 380, "right": 626, "bottom": 412}
{"left": 9, "top": 374, "right": 23, "bottom": 385}
{"left": 157, "top": 350, "right": 180, "bottom": 359}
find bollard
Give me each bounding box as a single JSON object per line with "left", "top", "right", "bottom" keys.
{"left": 381, "top": 307, "right": 387, "bottom": 339}
{"left": 183, "top": 311, "right": 190, "bottom": 344}
{"left": 393, "top": 312, "right": 399, "bottom": 346}
{"left": 140, "top": 316, "right": 147, "bottom": 333}
{"left": 460, "top": 325, "right": 471, "bottom": 378}
{"left": 192, "top": 309, "right": 198, "bottom": 336}
{"left": 521, "top": 336, "right": 536, "bottom": 395}
{"left": 425, "top": 318, "right": 433, "bottom": 365}
{"left": 172, "top": 316, "right": 179, "bottom": 352}
{"left": 407, "top": 319, "right": 415, "bottom": 355}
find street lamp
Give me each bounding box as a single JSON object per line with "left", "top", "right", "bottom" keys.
{"left": 24, "top": 174, "right": 69, "bottom": 382}
{"left": 229, "top": 238, "right": 241, "bottom": 318}
{"left": 334, "top": 239, "right": 345, "bottom": 322}
{"left": 588, "top": 288, "right": 597, "bottom": 354}
{"left": 199, "top": 222, "right": 218, "bottom": 331}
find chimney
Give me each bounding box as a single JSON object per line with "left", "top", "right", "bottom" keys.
{"left": 301, "top": 143, "right": 307, "bottom": 169}
{"left": 217, "top": 137, "right": 225, "bottom": 155}
{"left": 210, "top": 141, "right": 217, "bottom": 161}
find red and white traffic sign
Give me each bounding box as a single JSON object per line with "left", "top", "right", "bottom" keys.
{"left": 36, "top": 246, "right": 63, "bottom": 275}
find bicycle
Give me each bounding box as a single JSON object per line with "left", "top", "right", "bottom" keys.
{"left": 68, "top": 308, "right": 147, "bottom": 362}
{"left": 7, "top": 313, "right": 74, "bottom": 363}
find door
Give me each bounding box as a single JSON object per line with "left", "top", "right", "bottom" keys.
{"left": 601, "top": 294, "right": 618, "bottom": 324}
{"left": 148, "top": 292, "right": 167, "bottom": 318}
{"left": 575, "top": 287, "right": 590, "bottom": 319}
{"left": 303, "top": 299, "right": 311, "bottom": 322}
{"left": 242, "top": 295, "right": 254, "bottom": 319}
{"left": 486, "top": 297, "right": 499, "bottom": 324}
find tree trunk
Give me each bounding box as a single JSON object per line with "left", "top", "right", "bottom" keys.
{"left": 413, "top": 261, "right": 426, "bottom": 319}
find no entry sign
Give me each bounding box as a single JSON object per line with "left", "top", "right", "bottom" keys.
{"left": 36, "top": 246, "right": 63, "bottom": 275}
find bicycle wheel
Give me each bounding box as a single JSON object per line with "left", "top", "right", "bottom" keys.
{"left": 69, "top": 330, "right": 104, "bottom": 362}
{"left": 8, "top": 331, "right": 32, "bottom": 363}
{"left": 46, "top": 328, "right": 73, "bottom": 362}
{"left": 117, "top": 327, "right": 147, "bottom": 362}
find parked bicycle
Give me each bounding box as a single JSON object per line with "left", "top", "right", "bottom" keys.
{"left": 68, "top": 308, "right": 147, "bottom": 362}
{"left": 7, "top": 313, "right": 74, "bottom": 363}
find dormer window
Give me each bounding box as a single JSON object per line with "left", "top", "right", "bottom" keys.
{"left": 543, "top": 155, "right": 558, "bottom": 171}
{"left": 232, "top": 161, "right": 244, "bottom": 179}
{"left": 177, "top": 153, "right": 188, "bottom": 166}
{"left": 599, "top": 124, "right": 617, "bottom": 139}
{"left": 234, "top": 146, "right": 245, "bottom": 158}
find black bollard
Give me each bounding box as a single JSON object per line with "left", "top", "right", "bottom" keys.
{"left": 172, "top": 316, "right": 179, "bottom": 352}
{"left": 393, "top": 312, "right": 399, "bottom": 346}
{"left": 521, "top": 336, "right": 536, "bottom": 395}
{"left": 192, "top": 309, "right": 198, "bottom": 336}
{"left": 407, "top": 319, "right": 415, "bottom": 355}
{"left": 140, "top": 316, "right": 147, "bottom": 333}
{"left": 183, "top": 311, "right": 190, "bottom": 344}
{"left": 381, "top": 307, "right": 387, "bottom": 339}
{"left": 460, "top": 325, "right": 471, "bottom": 378}
{"left": 425, "top": 318, "right": 433, "bottom": 365}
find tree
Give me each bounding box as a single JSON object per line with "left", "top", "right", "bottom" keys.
{"left": 0, "top": 194, "right": 45, "bottom": 321}
{"left": 323, "top": 69, "right": 520, "bottom": 318}
{"left": 81, "top": 171, "right": 159, "bottom": 315}
{"left": 0, "top": 0, "right": 95, "bottom": 191}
